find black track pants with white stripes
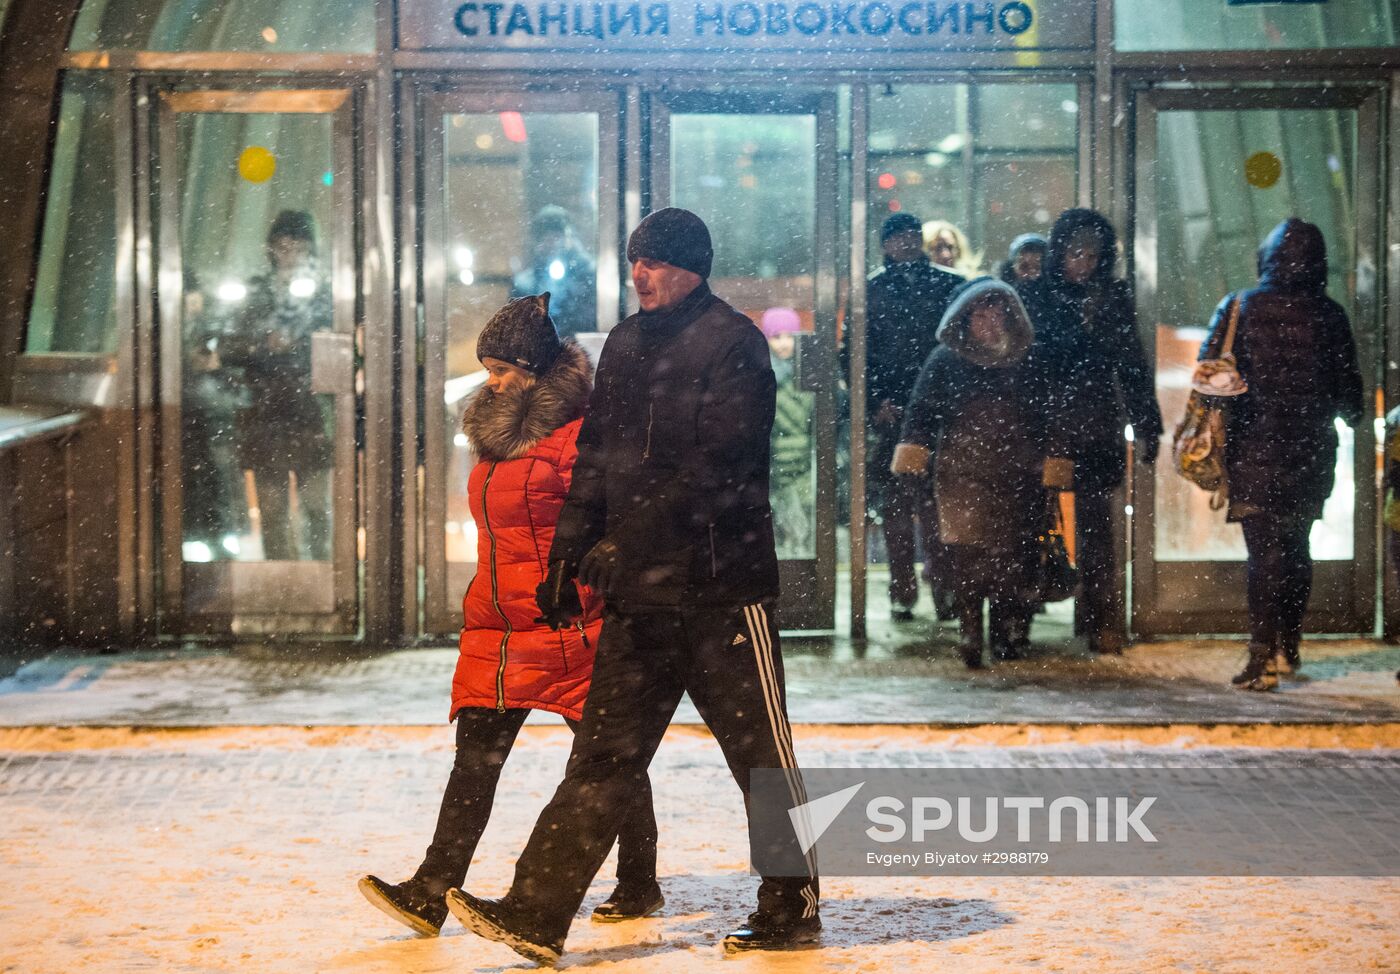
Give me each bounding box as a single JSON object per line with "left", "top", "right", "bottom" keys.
{"left": 505, "top": 601, "right": 819, "bottom": 940}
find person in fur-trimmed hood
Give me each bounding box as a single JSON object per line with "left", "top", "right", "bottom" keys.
{"left": 893, "top": 278, "right": 1066, "bottom": 668}
{"left": 358, "top": 293, "right": 662, "bottom": 938}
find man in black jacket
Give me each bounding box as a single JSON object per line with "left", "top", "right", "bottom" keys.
{"left": 444, "top": 208, "right": 820, "bottom": 965}
{"left": 866, "top": 213, "right": 965, "bottom": 620}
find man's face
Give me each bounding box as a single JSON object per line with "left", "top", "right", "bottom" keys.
{"left": 882, "top": 230, "right": 924, "bottom": 264}
{"left": 968, "top": 299, "right": 1009, "bottom": 349}
{"left": 631, "top": 258, "right": 702, "bottom": 312}
{"left": 268, "top": 235, "right": 312, "bottom": 273}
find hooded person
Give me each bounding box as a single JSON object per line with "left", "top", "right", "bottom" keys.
{"left": 445, "top": 208, "right": 820, "bottom": 963}
{"left": 892, "top": 278, "right": 1064, "bottom": 667}
{"left": 862, "top": 211, "right": 965, "bottom": 620}
{"left": 998, "top": 233, "right": 1048, "bottom": 286}
{"left": 1020, "top": 208, "right": 1163, "bottom": 654}
{"left": 358, "top": 293, "right": 662, "bottom": 937}
{"left": 761, "top": 307, "right": 815, "bottom": 558}
{"left": 1203, "top": 219, "right": 1363, "bottom": 690}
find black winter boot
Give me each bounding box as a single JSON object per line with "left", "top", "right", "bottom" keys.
{"left": 445, "top": 889, "right": 564, "bottom": 966}
{"left": 358, "top": 875, "right": 448, "bottom": 937}
{"left": 957, "top": 602, "right": 985, "bottom": 670}
{"left": 1231, "top": 642, "right": 1279, "bottom": 691}
{"left": 590, "top": 881, "right": 664, "bottom": 923}
{"left": 722, "top": 910, "right": 822, "bottom": 953}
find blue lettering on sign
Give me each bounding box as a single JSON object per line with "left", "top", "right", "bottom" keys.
{"left": 454, "top": 0, "right": 1035, "bottom": 42}
{"left": 455, "top": 2, "right": 480, "bottom": 34}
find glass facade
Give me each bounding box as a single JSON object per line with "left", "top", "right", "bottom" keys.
{"left": 1150, "top": 104, "right": 1359, "bottom": 564}
{"left": 172, "top": 109, "right": 339, "bottom": 565}
{"left": 867, "top": 83, "right": 1079, "bottom": 277}
{"left": 69, "top": 0, "right": 375, "bottom": 52}
{"left": 25, "top": 73, "right": 117, "bottom": 354}
{"left": 1116, "top": 0, "right": 1399, "bottom": 51}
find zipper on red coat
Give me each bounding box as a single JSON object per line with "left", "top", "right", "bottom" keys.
{"left": 482, "top": 463, "right": 511, "bottom": 713}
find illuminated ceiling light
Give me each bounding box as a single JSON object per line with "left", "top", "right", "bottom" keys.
{"left": 288, "top": 277, "right": 317, "bottom": 298}
{"left": 261, "top": 26, "right": 278, "bottom": 44}
{"left": 548, "top": 259, "right": 566, "bottom": 281}
{"left": 217, "top": 280, "right": 247, "bottom": 303}
{"left": 1061, "top": 99, "right": 1078, "bottom": 114}
{"left": 453, "top": 246, "right": 474, "bottom": 269}
{"left": 475, "top": 133, "right": 494, "bottom": 150}
{"left": 221, "top": 535, "right": 241, "bottom": 555}
{"left": 458, "top": 269, "right": 475, "bottom": 286}
{"left": 499, "top": 111, "right": 528, "bottom": 143}
{"left": 924, "top": 151, "right": 947, "bottom": 168}
{"left": 454, "top": 433, "right": 469, "bottom": 448}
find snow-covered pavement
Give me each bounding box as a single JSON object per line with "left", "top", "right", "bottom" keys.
{"left": 3, "top": 724, "right": 1398, "bottom": 973}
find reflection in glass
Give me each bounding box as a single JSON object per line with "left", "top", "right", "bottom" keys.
{"left": 176, "top": 113, "right": 336, "bottom": 564}
{"left": 868, "top": 83, "right": 1079, "bottom": 278}
{"left": 1115, "top": 0, "right": 1399, "bottom": 52}
{"left": 441, "top": 112, "right": 600, "bottom": 572}
{"left": 69, "top": 0, "right": 375, "bottom": 53}
{"left": 1151, "top": 108, "right": 1358, "bottom": 562}
{"left": 26, "top": 74, "right": 117, "bottom": 354}
{"left": 670, "top": 112, "right": 818, "bottom": 559}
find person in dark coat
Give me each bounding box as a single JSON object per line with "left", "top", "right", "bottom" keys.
{"left": 893, "top": 278, "right": 1064, "bottom": 667}
{"left": 998, "top": 233, "right": 1048, "bottom": 286}
{"left": 219, "top": 209, "right": 334, "bottom": 561}
{"left": 1021, "top": 208, "right": 1163, "bottom": 654}
{"left": 510, "top": 205, "right": 598, "bottom": 339}
{"left": 1206, "top": 219, "right": 1364, "bottom": 690}
{"left": 865, "top": 212, "right": 965, "bottom": 620}
{"left": 358, "top": 294, "right": 660, "bottom": 935}
{"left": 446, "top": 208, "right": 819, "bottom": 964}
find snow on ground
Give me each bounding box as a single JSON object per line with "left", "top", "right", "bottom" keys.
{"left": 2, "top": 724, "right": 1398, "bottom": 973}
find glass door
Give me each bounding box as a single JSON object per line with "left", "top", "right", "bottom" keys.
{"left": 1130, "top": 85, "right": 1384, "bottom": 635}
{"left": 154, "top": 88, "right": 359, "bottom": 635}
{"left": 651, "top": 90, "right": 839, "bottom": 630}
{"left": 417, "top": 90, "right": 620, "bottom": 636}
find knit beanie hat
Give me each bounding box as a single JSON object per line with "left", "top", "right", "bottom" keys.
{"left": 626, "top": 207, "right": 713, "bottom": 279}
{"left": 476, "top": 293, "right": 563, "bottom": 376}
{"left": 880, "top": 212, "right": 923, "bottom": 243}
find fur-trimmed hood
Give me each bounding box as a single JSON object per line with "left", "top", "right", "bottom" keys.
{"left": 462, "top": 339, "right": 592, "bottom": 461}
{"left": 935, "top": 277, "right": 1034, "bottom": 368}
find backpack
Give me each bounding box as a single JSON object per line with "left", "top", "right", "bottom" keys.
{"left": 1172, "top": 297, "right": 1244, "bottom": 511}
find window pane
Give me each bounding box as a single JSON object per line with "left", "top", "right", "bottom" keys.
{"left": 26, "top": 74, "right": 117, "bottom": 354}
{"left": 1116, "top": 0, "right": 1399, "bottom": 51}
{"left": 69, "top": 0, "right": 374, "bottom": 52}
{"left": 175, "top": 111, "right": 338, "bottom": 564}
{"left": 1151, "top": 107, "right": 1358, "bottom": 562}
{"left": 671, "top": 112, "right": 818, "bottom": 560}
{"left": 440, "top": 111, "right": 600, "bottom": 578}
{"left": 868, "top": 83, "right": 1079, "bottom": 277}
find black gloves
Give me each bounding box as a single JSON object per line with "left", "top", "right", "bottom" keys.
{"left": 578, "top": 538, "right": 623, "bottom": 595}
{"left": 534, "top": 560, "right": 582, "bottom": 630}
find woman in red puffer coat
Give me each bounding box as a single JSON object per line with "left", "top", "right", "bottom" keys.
{"left": 360, "top": 294, "right": 661, "bottom": 937}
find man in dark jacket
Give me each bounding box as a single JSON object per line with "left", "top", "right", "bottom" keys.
{"left": 1020, "top": 209, "right": 1163, "bottom": 653}
{"left": 866, "top": 212, "right": 965, "bottom": 619}
{"left": 444, "top": 208, "right": 819, "bottom": 965}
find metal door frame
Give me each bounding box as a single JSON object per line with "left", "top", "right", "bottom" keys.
{"left": 415, "top": 85, "right": 622, "bottom": 637}
{"left": 151, "top": 84, "right": 360, "bottom": 636}
{"left": 650, "top": 88, "right": 840, "bottom": 631}
{"left": 1127, "top": 80, "right": 1386, "bottom": 636}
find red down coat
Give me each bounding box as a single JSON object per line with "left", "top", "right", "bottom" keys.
{"left": 451, "top": 340, "right": 603, "bottom": 721}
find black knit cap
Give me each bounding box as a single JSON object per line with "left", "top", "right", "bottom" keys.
{"left": 626, "top": 207, "right": 713, "bottom": 279}
{"left": 267, "top": 209, "right": 316, "bottom": 245}
{"left": 880, "top": 212, "right": 922, "bottom": 243}
{"left": 476, "top": 293, "right": 563, "bottom": 376}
